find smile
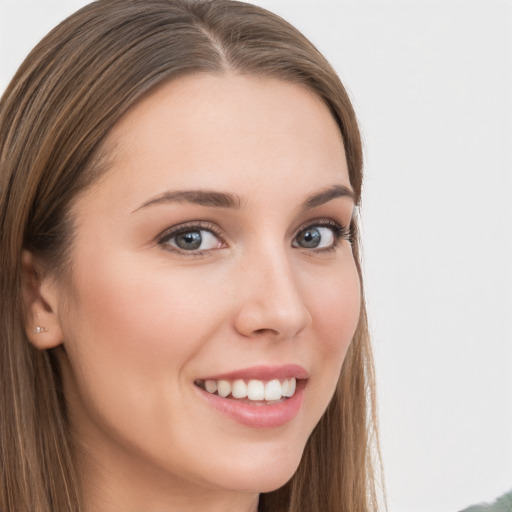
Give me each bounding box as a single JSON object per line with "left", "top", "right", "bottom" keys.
{"left": 194, "top": 377, "right": 297, "bottom": 402}
{"left": 194, "top": 365, "right": 307, "bottom": 428}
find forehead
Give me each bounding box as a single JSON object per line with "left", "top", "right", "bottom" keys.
{"left": 82, "top": 73, "right": 351, "bottom": 213}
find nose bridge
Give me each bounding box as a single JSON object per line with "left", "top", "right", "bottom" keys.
{"left": 233, "top": 239, "right": 312, "bottom": 339}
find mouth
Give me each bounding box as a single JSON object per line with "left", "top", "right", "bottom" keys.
{"left": 194, "top": 365, "right": 307, "bottom": 428}
{"left": 194, "top": 377, "right": 297, "bottom": 404}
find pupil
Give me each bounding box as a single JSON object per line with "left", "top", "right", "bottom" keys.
{"left": 299, "top": 228, "right": 320, "bottom": 248}
{"left": 176, "top": 231, "right": 202, "bottom": 250}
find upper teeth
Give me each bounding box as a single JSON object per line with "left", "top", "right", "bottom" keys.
{"left": 198, "top": 378, "right": 297, "bottom": 401}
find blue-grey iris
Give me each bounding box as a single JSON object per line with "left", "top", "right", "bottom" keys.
{"left": 296, "top": 227, "right": 321, "bottom": 248}
{"left": 176, "top": 231, "right": 202, "bottom": 250}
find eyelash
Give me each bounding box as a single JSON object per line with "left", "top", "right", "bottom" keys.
{"left": 294, "top": 219, "right": 353, "bottom": 253}
{"left": 157, "top": 221, "right": 225, "bottom": 256}
{"left": 157, "top": 218, "right": 352, "bottom": 256}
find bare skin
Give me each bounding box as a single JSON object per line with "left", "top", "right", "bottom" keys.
{"left": 25, "top": 74, "right": 360, "bottom": 512}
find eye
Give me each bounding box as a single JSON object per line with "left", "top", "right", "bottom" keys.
{"left": 292, "top": 221, "right": 350, "bottom": 250}
{"left": 159, "top": 224, "right": 224, "bottom": 253}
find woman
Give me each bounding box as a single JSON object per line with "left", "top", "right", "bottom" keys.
{"left": 0, "top": 1, "right": 380, "bottom": 511}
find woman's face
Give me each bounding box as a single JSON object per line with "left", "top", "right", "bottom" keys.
{"left": 52, "top": 74, "right": 360, "bottom": 507}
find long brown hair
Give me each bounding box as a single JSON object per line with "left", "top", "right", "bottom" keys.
{"left": 0, "top": 1, "right": 381, "bottom": 510}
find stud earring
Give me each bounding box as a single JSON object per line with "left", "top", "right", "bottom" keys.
{"left": 34, "top": 326, "right": 48, "bottom": 334}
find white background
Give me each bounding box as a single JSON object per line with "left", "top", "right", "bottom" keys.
{"left": 1, "top": 1, "right": 511, "bottom": 511}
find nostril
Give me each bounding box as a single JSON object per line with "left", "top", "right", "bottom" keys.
{"left": 253, "top": 328, "right": 279, "bottom": 336}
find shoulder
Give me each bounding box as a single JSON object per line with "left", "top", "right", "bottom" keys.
{"left": 458, "top": 490, "right": 512, "bottom": 512}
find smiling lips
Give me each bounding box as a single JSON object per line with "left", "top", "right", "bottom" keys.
{"left": 195, "top": 365, "right": 307, "bottom": 427}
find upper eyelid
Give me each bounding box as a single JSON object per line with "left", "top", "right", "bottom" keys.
{"left": 293, "top": 217, "right": 345, "bottom": 235}
{"left": 157, "top": 221, "right": 223, "bottom": 241}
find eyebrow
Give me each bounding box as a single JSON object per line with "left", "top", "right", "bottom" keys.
{"left": 133, "top": 184, "right": 355, "bottom": 213}
{"left": 133, "top": 189, "right": 242, "bottom": 212}
{"left": 300, "top": 184, "right": 356, "bottom": 210}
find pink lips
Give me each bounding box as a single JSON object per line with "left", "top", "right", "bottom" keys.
{"left": 200, "top": 364, "right": 309, "bottom": 382}
{"left": 195, "top": 364, "right": 308, "bottom": 428}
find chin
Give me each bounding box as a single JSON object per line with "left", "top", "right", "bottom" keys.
{"left": 210, "top": 441, "right": 306, "bottom": 494}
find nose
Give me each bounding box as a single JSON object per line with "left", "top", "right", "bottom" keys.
{"left": 233, "top": 248, "right": 312, "bottom": 341}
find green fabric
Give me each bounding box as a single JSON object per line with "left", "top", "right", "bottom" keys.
{"left": 459, "top": 490, "right": 512, "bottom": 512}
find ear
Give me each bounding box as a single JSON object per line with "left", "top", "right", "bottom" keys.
{"left": 21, "top": 250, "right": 64, "bottom": 349}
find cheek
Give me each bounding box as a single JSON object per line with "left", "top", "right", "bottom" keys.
{"left": 304, "top": 257, "right": 361, "bottom": 403}
{"left": 59, "top": 251, "right": 229, "bottom": 405}
{"left": 58, "top": 251, "right": 238, "bottom": 463}
{"left": 309, "top": 259, "right": 361, "bottom": 352}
